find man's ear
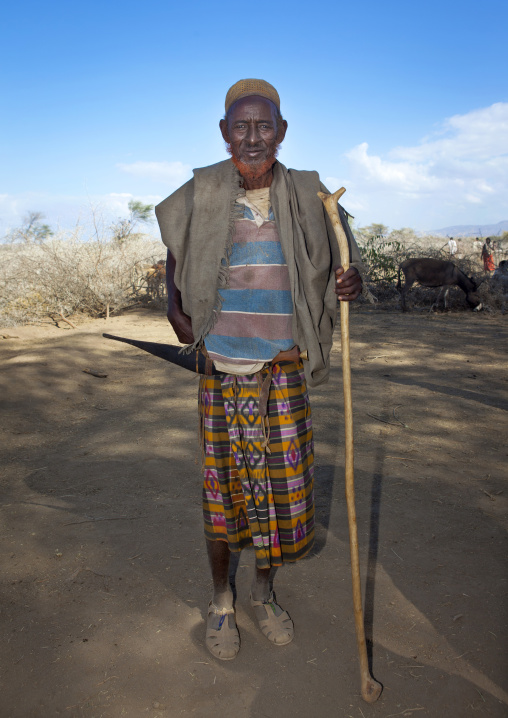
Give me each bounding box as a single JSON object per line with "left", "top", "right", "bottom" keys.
{"left": 219, "top": 118, "right": 229, "bottom": 143}
{"left": 278, "top": 119, "right": 288, "bottom": 143}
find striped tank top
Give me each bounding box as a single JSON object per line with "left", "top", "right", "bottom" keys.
{"left": 204, "top": 188, "right": 294, "bottom": 372}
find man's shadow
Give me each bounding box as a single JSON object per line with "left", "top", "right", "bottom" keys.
{"left": 227, "top": 442, "right": 385, "bottom": 650}
{"left": 226, "top": 460, "right": 340, "bottom": 603}
{"left": 311, "top": 449, "right": 385, "bottom": 673}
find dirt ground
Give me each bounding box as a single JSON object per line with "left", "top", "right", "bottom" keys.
{"left": 1, "top": 306, "right": 507, "bottom": 718}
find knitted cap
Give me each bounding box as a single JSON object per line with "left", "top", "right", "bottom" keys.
{"left": 225, "top": 79, "right": 280, "bottom": 113}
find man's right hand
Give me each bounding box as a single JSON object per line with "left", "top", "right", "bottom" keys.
{"left": 165, "top": 248, "right": 195, "bottom": 344}
{"left": 167, "top": 306, "right": 194, "bottom": 344}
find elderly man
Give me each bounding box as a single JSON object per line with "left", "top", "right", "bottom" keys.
{"left": 155, "top": 79, "right": 363, "bottom": 661}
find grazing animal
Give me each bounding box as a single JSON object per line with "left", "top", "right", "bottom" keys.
{"left": 493, "top": 259, "right": 508, "bottom": 280}
{"left": 146, "top": 260, "right": 167, "bottom": 299}
{"left": 492, "top": 259, "right": 508, "bottom": 299}
{"left": 396, "top": 258, "right": 482, "bottom": 312}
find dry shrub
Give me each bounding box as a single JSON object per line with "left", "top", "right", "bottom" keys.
{"left": 356, "top": 229, "right": 507, "bottom": 313}
{"left": 0, "top": 230, "right": 165, "bottom": 326}
{"left": 477, "top": 275, "right": 508, "bottom": 312}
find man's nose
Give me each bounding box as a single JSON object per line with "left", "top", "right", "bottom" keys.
{"left": 247, "top": 125, "right": 260, "bottom": 144}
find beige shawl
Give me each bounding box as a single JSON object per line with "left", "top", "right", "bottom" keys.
{"left": 155, "top": 159, "right": 364, "bottom": 387}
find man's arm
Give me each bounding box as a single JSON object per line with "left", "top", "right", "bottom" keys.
{"left": 165, "top": 249, "right": 195, "bottom": 344}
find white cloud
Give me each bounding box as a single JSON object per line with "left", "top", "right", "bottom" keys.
{"left": 0, "top": 158, "right": 192, "bottom": 235}
{"left": 0, "top": 192, "right": 165, "bottom": 236}
{"left": 3, "top": 106, "right": 506, "bottom": 235}
{"left": 328, "top": 102, "right": 508, "bottom": 230}
{"left": 117, "top": 160, "right": 192, "bottom": 187}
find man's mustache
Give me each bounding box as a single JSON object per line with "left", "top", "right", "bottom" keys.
{"left": 225, "top": 142, "right": 280, "bottom": 158}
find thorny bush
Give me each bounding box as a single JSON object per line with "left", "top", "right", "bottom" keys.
{"left": 0, "top": 231, "right": 164, "bottom": 326}
{"left": 354, "top": 227, "right": 507, "bottom": 312}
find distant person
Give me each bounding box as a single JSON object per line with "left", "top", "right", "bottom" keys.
{"left": 473, "top": 237, "right": 483, "bottom": 254}
{"left": 481, "top": 237, "right": 495, "bottom": 272}
{"left": 448, "top": 237, "right": 457, "bottom": 256}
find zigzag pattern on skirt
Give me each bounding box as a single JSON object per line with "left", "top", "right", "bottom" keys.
{"left": 199, "top": 360, "right": 314, "bottom": 569}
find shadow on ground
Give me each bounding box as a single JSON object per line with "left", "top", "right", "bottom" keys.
{"left": 1, "top": 309, "right": 507, "bottom": 717}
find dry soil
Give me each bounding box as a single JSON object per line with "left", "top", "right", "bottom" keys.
{"left": 1, "top": 307, "right": 507, "bottom": 718}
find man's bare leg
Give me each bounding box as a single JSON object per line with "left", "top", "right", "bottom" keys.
{"left": 205, "top": 539, "right": 239, "bottom": 660}
{"left": 206, "top": 538, "right": 234, "bottom": 610}
{"left": 250, "top": 566, "right": 272, "bottom": 602}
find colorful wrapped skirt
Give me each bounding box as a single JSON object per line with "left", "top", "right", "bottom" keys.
{"left": 483, "top": 253, "right": 495, "bottom": 272}
{"left": 199, "top": 361, "right": 314, "bottom": 569}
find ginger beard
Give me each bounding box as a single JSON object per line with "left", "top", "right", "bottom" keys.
{"left": 226, "top": 142, "right": 281, "bottom": 182}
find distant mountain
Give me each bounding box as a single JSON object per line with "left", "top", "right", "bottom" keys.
{"left": 429, "top": 220, "right": 508, "bottom": 238}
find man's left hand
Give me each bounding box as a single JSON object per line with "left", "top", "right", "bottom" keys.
{"left": 335, "top": 266, "right": 362, "bottom": 301}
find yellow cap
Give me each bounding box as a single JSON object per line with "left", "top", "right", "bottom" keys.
{"left": 225, "top": 79, "right": 280, "bottom": 113}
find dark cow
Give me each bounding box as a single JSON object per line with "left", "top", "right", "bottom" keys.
{"left": 396, "top": 258, "right": 482, "bottom": 312}
{"left": 492, "top": 259, "right": 508, "bottom": 281}
{"left": 491, "top": 259, "right": 508, "bottom": 299}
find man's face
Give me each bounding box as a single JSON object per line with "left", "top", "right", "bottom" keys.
{"left": 220, "top": 96, "right": 286, "bottom": 169}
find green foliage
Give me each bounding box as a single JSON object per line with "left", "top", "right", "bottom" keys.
{"left": 111, "top": 199, "right": 154, "bottom": 243}
{"left": 359, "top": 236, "right": 404, "bottom": 282}
{"left": 354, "top": 222, "right": 409, "bottom": 283}
{"left": 5, "top": 211, "right": 53, "bottom": 244}
{"left": 128, "top": 200, "right": 154, "bottom": 223}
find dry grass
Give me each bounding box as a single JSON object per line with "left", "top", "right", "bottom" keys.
{"left": 0, "top": 232, "right": 165, "bottom": 326}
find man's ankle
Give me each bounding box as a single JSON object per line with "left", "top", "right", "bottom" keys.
{"left": 212, "top": 588, "right": 234, "bottom": 611}
{"left": 250, "top": 582, "right": 271, "bottom": 603}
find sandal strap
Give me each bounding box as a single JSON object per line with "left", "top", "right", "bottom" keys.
{"left": 250, "top": 591, "right": 276, "bottom": 607}
{"left": 208, "top": 601, "right": 235, "bottom": 616}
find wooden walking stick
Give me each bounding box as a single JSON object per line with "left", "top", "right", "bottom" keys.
{"left": 318, "top": 187, "right": 383, "bottom": 703}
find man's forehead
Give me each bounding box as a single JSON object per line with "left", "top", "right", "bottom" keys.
{"left": 228, "top": 95, "right": 278, "bottom": 120}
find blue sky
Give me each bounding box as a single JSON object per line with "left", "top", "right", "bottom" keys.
{"left": 1, "top": 0, "right": 506, "bottom": 235}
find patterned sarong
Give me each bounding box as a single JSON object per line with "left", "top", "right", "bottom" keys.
{"left": 200, "top": 361, "right": 314, "bottom": 569}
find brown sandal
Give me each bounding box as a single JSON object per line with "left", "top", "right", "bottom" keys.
{"left": 250, "top": 592, "right": 294, "bottom": 645}
{"left": 206, "top": 601, "right": 240, "bottom": 660}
